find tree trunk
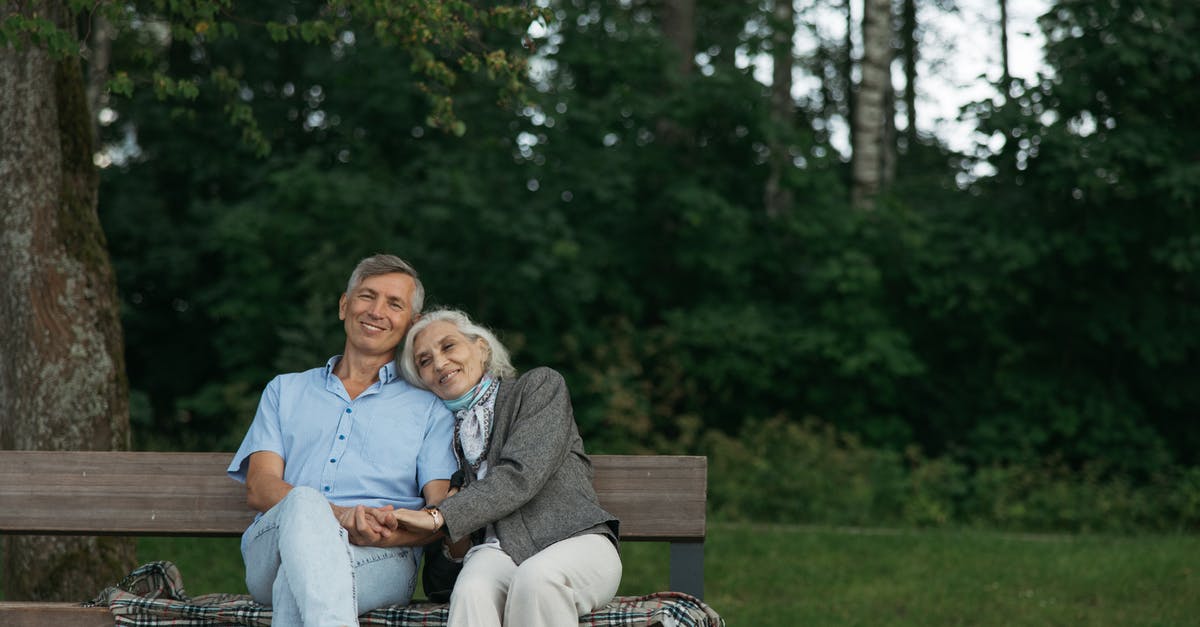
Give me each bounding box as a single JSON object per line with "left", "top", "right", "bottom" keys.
{"left": 882, "top": 68, "right": 897, "bottom": 187}
{"left": 843, "top": 0, "right": 855, "bottom": 152}
{"left": 0, "top": 0, "right": 136, "bottom": 601}
{"left": 999, "top": 0, "right": 1011, "bottom": 93}
{"left": 656, "top": 0, "right": 695, "bottom": 146}
{"left": 764, "top": 0, "right": 795, "bottom": 218}
{"left": 900, "top": 0, "right": 918, "bottom": 147}
{"left": 851, "top": 0, "right": 894, "bottom": 209}
{"left": 85, "top": 12, "right": 114, "bottom": 141}
{"left": 660, "top": 0, "right": 695, "bottom": 78}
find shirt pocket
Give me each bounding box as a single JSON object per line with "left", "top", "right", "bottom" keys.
{"left": 357, "top": 409, "right": 425, "bottom": 471}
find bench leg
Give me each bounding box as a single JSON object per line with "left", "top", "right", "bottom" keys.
{"left": 669, "top": 541, "right": 704, "bottom": 600}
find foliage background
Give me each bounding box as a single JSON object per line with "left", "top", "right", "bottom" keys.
{"left": 95, "top": 0, "right": 1199, "bottom": 532}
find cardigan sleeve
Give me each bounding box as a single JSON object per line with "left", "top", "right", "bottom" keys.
{"left": 437, "top": 368, "right": 577, "bottom": 542}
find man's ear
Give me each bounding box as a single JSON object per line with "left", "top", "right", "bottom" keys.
{"left": 338, "top": 293, "right": 348, "bottom": 320}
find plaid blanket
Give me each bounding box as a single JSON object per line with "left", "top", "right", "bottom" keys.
{"left": 87, "top": 562, "right": 724, "bottom": 627}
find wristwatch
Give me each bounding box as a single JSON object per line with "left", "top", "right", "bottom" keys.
{"left": 423, "top": 505, "right": 445, "bottom": 532}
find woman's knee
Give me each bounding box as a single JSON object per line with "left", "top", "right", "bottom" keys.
{"left": 453, "top": 566, "right": 504, "bottom": 597}
{"left": 509, "top": 560, "right": 564, "bottom": 597}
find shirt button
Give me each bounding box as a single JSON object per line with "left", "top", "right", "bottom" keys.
{"left": 323, "top": 486, "right": 330, "bottom": 492}
{"left": 339, "top": 435, "right": 346, "bottom": 440}
{"left": 330, "top": 458, "right": 336, "bottom": 463}
{"left": 345, "top": 408, "right": 352, "bottom": 413}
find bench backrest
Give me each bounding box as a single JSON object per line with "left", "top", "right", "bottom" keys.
{"left": 0, "top": 451, "right": 706, "bottom": 542}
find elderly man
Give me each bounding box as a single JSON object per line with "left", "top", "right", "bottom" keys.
{"left": 228, "top": 254, "right": 457, "bottom": 626}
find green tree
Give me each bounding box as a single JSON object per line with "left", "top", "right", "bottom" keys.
{"left": 3, "top": 0, "right": 541, "bottom": 599}
{"left": 939, "top": 0, "right": 1200, "bottom": 471}
{"left": 95, "top": 0, "right": 1200, "bottom": 491}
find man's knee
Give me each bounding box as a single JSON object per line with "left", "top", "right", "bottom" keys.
{"left": 277, "top": 485, "right": 325, "bottom": 515}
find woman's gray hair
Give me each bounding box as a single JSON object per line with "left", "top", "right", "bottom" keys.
{"left": 400, "top": 308, "right": 517, "bottom": 388}
{"left": 346, "top": 254, "right": 425, "bottom": 315}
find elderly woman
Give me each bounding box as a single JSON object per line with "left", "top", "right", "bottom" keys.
{"left": 394, "top": 308, "right": 621, "bottom": 627}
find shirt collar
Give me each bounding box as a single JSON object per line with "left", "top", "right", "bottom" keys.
{"left": 324, "top": 355, "right": 399, "bottom": 384}
{"left": 378, "top": 360, "right": 399, "bottom": 384}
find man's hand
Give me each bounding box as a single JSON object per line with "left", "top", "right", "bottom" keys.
{"left": 332, "top": 504, "right": 398, "bottom": 546}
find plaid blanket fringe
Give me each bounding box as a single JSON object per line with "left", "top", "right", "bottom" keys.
{"left": 88, "top": 561, "right": 724, "bottom": 627}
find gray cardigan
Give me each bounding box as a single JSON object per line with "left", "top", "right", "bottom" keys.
{"left": 436, "top": 367, "right": 619, "bottom": 565}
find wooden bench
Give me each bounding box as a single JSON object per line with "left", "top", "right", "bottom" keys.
{"left": 0, "top": 451, "right": 707, "bottom": 627}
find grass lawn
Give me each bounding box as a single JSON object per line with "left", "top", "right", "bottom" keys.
{"left": 133, "top": 523, "right": 1198, "bottom": 626}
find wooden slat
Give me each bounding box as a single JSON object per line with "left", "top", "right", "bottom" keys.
{"left": 0, "top": 452, "right": 706, "bottom": 541}
{"left": 0, "top": 602, "right": 113, "bottom": 627}
{"left": 592, "top": 455, "right": 707, "bottom": 541}
{"left": 0, "top": 452, "right": 251, "bottom": 535}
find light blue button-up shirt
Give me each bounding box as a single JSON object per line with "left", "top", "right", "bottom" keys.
{"left": 228, "top": 357, "right": 458, "bottom": 514}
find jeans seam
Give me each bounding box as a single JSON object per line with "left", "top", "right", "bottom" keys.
{"left": 353, "top": 548, "right": 410, "bottom": 568}
{"left": 249, "top": 519, "right": 278, "bottom": 541}
{"left": 338, "top": 527, "right": 358, "bottom": 615}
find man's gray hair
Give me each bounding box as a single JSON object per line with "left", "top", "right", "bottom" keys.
{"left": 345, "top": 254, "right": 425, "bottom": 314}
{"left": 400, "top": 308, "right": 517, "bottom": 388}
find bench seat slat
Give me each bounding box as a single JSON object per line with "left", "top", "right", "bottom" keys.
{"left": 0, "top": 450, "right": 710, "bottom": 616}
{"left": 0, "top": 602, "right": 112, "bottom": 627}
{"left": 0, "top": 452, "right": 252, "bottom": 536}
{"left": 0, "top": 452, "right": 706, "bottom": 540}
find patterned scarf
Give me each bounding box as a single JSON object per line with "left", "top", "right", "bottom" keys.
{"left": 448, "top": 376, "right": 498, "bottom": 471}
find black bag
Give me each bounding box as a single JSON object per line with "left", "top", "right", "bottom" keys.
{"left": 421, "top": 469, "right": 466, "bottom": 603}
{"left": 421, "top": 540, "right": 462, "bottom": 603}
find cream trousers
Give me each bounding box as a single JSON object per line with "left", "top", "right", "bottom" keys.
{"left": 447, "top": 533, "right": 622, "bottom": 627}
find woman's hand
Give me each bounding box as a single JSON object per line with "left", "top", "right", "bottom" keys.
{"left": 392, "top": 507, "right": 441, "bottom": 534}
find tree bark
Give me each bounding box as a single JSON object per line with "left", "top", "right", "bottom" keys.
{"left": 851, "top": 0, "right": 894, "bottom": 209}
{"left": 0, "top": 0, "right": 136, "bottom": 601}
{"left": 764, "top": 0, "right": 795, "bottom": 218}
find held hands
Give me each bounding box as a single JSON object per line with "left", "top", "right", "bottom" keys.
{"left": 330, "top": 503, "right": 444, "bottom": 547}
{"left": 332, "top": 504, "right": 398, "bottom": 546}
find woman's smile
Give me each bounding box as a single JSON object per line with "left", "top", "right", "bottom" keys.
{"left": 413, "top": 320, "right": 489, "bottom": 400}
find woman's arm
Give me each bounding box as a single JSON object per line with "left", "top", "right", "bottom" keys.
{"left": 435, "top": 368, "right": 579, "bottom": 541}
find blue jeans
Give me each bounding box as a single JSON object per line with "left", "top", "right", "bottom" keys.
{"left": 242, "top": 486, "right": 418, "bottom": 626}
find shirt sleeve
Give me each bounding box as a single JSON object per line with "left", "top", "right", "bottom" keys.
{"left": 227, "top": 375, "right": 286, "bottom": 483}
{"left": 416, "top": 399, "right": 460, "bottom": 494}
